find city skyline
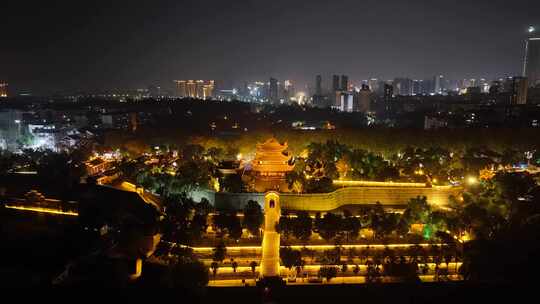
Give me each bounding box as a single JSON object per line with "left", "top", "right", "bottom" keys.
{"left": 1, "top": 0, "right": 539, "bottom": 95}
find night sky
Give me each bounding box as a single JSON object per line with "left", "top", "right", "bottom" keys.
{"left": 2, "top": 0, "right": 539, "bottom": 95}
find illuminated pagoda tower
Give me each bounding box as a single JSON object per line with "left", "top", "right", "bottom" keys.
{"left": 250, "top": 138, "right": 294, "bottom": 192}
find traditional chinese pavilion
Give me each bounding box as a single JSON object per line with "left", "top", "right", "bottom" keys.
{"left": 251, "top": 138, "right": 294, "bottom": 180}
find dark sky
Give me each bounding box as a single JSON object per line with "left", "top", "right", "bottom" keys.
{"left": 1, "top": 0, "right": 539, "bottom": 95}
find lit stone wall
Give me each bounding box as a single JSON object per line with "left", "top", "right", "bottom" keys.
{"left": 191, "top": 186, "right": 462, "bottom": 212}
{"left": 279, "top": 186, "right": 462, "bottom": 212}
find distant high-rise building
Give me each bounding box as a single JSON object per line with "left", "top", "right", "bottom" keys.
{"left": 148, "top": 85, "right": 161, "bottom": 97}
{"left": 393, "top": 78, "right": 413, "bottom": 96}
{"left": 283, "top": 80, "right": 294, "bottom": 102}
{"left": 187, "top": 80, "right": 196, "bottom": 97}
{"left": 356, "top": 84, "right": 371, "bottom": 113}
{"left": 479, "top": 78, "right": 489, "bottom": 93}
{"left": 202, "top": 80, "right": 215, "bottom": 99}
{"left": 196, "top": 80, "right": 205, "bottom": 98}
{"left": 489, "top": 80, "right": 503, "bottom": 95}
{"left": 269, "top": 78, "right": 278, "bottom": 104}
{"left": 433, "top": 75, "right": 444, "bottom": 94}
{"left": 315, "top": 75, "right": 322, "bottom": 96}
{"left": 332, "top": 75, "right": 340, "bottom": 92}
{"left": 523, "top": 26, "right": 540, "bottom": 87}
{"left": 175, "top": 80, "right": 214, "bottom": 99}
{"left": 422, "top": 78, "right": 433, "bottom": 95}
{"left": 340, "top": 75, "right": 348, "bottom": 91}
{"left": 335, "top": 91, "right": 354, "bottom": 112}
{"left": 0, "top": 83, "right": 7, "bottom": 97}
{"left": 174, "top": 80, "right": 187, "bottom": 97}
{"left": 510, "top": 76, "right": 528, "bottom": 104}
{"left": 368, "top": 78, "right": 379, "bottom": 92}
{"left": 412, "top": 80, "right": 422, "bottom": 95}
{"left": 383, "top": 83, "right": 393, "bottom": 102}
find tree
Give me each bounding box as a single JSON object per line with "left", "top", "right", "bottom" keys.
{"left": 35, "top": 151, "right": 84, "bottom": 189}
{"left": 285, "top": 170, "right": 306, "bottom": 193}
{"left": 231, "top": 259, "right": 238, "bottom": 273}
{"left": 280, "top": 247, "right": 302, "bottom": 271}
{"left": 249, "top": 261, "right": 258, "bottom": 277}
{"left": 402, "top": 196, "right": 431, "bottom": 225}
{"left": 214, "top": 211, "right": 242, "bottom": 240}
{"left": 314, "top": 212, "right": 342, "bottom": 242}
{"left": 353, "top": 264, "right": 360, "bottom": 276}
{"left": 210, "top": 261, "right": 219, "bottom": 278}
{"left": 342, "top": 210, "right": 361, "bottom": 241}
{"left": 292, "top": 211, "right": 312, "bottom": 242}
{"left": 305, "top": 176, "right": 334, "bottom": 193}
{"left": 220, "top": 174, "right": 245, "bottom": 193}
{"left": 243, "top": 200, "right": 263, "bottom": 237}
{"left": 319, "top": 266, "right": 338, "bottom": 283}
{"left": 341, "top": 263, "right": 348, "bottom": 274}
{"left": 169, "top": 258, "right": 209, "bottom": 289}
{"left": 212, "top": 241, "right": 227, "bottom": 263}
{"left": 276, "top": 211, "right": 294, "bottom": 240}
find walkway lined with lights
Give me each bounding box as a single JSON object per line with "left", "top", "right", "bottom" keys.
{"left": 4, "top": 205, "right": 78, "bottom": 216}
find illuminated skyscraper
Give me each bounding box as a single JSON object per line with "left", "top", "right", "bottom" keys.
{"left": 523, "top": 26, "right": 540, "bottom": 87}
{"left": 0, "top": 83, "right": 7, "bottom": 97}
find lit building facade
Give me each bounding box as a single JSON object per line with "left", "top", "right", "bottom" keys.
{"left": 510, "top": 76, "right": 528, "bottom": 104}
{"left": 0, "top": 83, "right": 7, "bottom": 97}
{"left": 356, "top": 84, "right": 371, "bottom": 113}
{"left": 251, "top": 138, "right": 294, "bottom": 179}
{"left": 524, "top": 30, "right": 540, "bottom": 87}
{"left": 433, "top": 75, "right": 445, "bottom": 94}
{"left": 174, "top": 80, "right": 214, "bottom": 99}
{"left": 335, "top": 91, "right": 354, "bottom": 112}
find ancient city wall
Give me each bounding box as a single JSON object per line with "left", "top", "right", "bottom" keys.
{"left": 191, "top": 185, "right": 462, "bottom": 212}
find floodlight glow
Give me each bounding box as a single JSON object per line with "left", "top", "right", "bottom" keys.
{"left": 528, "top": 26, "right": 535, "bottom": 33}
{"left": 466, "top": 176, "right": 478, "bottom": 185}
